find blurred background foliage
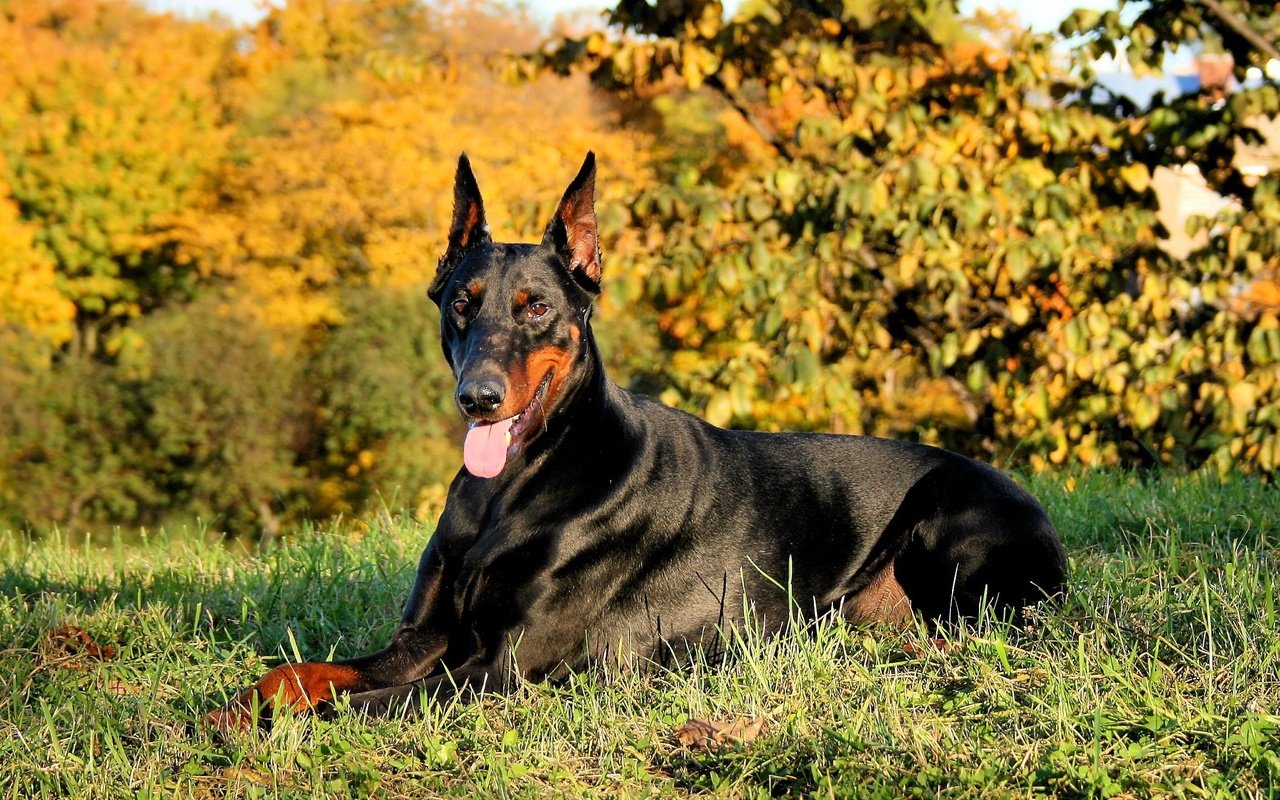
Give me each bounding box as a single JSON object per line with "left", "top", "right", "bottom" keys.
{"left": 1, "top": 0, "right": 1278, "bottom": 537}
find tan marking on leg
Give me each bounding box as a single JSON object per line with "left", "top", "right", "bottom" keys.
{"left": 846, "top": 560, "right": 913, "bottom": 625}
{"left": 206, "top": 662, "right": 366, "bottom": 733}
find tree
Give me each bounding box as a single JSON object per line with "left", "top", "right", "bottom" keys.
{"left": 177, "top": 0, "right": 651, "bottom": 332}
{"left": 0, "top": 0, "right": 230, "bottom": 354}
{"left": 1058, "top": 0, "right": 1280, "bottom": 472}
{"left": 528, "top": 0, "right": 1280, "bottom": 475}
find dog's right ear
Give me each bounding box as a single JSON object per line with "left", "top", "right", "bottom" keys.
{"left": 429, "top": 154, "right": 491, "bottom": 304}
{"left": 542, "top": 152, "right": 601, "bottom": 293}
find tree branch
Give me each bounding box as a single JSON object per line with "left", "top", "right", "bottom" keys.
{"left": 704, "top": 74, "right": 794, "bottom": 161}
{"left": 1199, "top": 0, "right": 1280, "bottom": 66}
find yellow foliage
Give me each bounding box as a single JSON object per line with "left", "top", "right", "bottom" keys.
{"left": 179, "top": 61, "right": 649, "bottom": 329}
{"left": 0, "top": 173, "right": 74, "bottom": 349}
{"left": 0, "top": 0, "right": 229, "bottom": 323}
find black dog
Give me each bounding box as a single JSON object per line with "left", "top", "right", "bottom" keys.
{"left": 209, "top": 154, "right": 1067, "bottom": 729}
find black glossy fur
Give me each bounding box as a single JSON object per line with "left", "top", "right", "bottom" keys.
{"left": 216, "top": 154, "right": 1067, "bottom": 724}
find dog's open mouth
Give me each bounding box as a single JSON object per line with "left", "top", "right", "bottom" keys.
{"left": 461, "top": 371, "right": 553, "bottom": 479}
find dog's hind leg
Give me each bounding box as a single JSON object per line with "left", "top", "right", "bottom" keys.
{"left": 890, "top": 463, "right": 1067, "bottom": 624}
{"left": 844, "top": 560, "right": 914, "bottom": 625}
{"left": 895, "top": 508, "right": 1067, "bottom": 623}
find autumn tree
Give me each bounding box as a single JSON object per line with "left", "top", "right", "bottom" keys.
{"left": 179, "top": 0, "right": 650, "bottom": 330}
{"left": 0, "top": 163, "right": 75, "bottom": 357}
{"left": 0, "top": 0, "right": 230, "bottom": 354}
{"left": 1058, "top": 1, "right": 1280, "bottom": 472}
{"left": 530, "top": 0, "right": 1280, "bottom": 475}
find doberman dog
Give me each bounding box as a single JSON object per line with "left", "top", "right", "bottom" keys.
{"left": 208, "top": 153, "right": 1067, "bottom": 730}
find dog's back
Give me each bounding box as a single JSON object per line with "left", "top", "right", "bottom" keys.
{"left": 571, "top": 388, "right": 1066, "bottom": 634}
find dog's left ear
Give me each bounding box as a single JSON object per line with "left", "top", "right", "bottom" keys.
{"left": 542, "top": 152, "right": 601, "bottom": 291}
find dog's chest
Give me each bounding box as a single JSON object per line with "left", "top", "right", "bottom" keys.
{"left": 440, "top": 516, "right": 556, "bottom": 621}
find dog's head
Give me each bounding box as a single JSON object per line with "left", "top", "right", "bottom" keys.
{"left": 427, "top": 153, "right": 602, "bottom": 479}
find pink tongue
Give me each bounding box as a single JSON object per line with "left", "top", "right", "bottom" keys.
{"left": 463, "top": 417, "right": 516, "bottom": 478}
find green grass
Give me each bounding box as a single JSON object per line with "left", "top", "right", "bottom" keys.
{"left": 2, "top": 472, "right": 1279, "bottom": 798}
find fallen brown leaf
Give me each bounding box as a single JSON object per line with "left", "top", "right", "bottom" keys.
{"left": 219, "top": 766, "right": 272, "bottom": 786}
{"left": 44, "top": 625, "right": 118, "bottom": 667}
{"left": 674, "top": 716, "right": 765, "bottom": 752}
{"left": 103, "top": 678, "right": 144, "bottom": 696}
{"left": 901, "top": 637, "right": 955, "bottom": 658}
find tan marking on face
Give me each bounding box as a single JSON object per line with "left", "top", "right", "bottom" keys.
{"left": 569, "top": 325, "right": 581, "bottom": 342}
{"left": 525, "top": 345, "right": 574, "bottom": 411}
{"left": 513, "top": 289, "right": 530, "bottom": 307}
{"left": 494, "top": 344, "right": 574, "bottom": 420}
{"left": 466, "top": 279, "right": 484, "bottom": 297}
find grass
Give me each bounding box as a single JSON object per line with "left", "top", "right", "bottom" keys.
{"left": 1, "top": 471, "right": 1278, "bottom": 799}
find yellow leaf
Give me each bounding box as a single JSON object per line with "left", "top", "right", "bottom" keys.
{"left": 1227, "top": 382, "right": 1257, "bottom": 411}
{"left": 899, "top": 253, "right": 920, "bottom": 284}
{"left": 705, "top": 392, "right": 733, "bottom": 427}
{"left": 1119, "top": 162, "right": 1150, "bottom": 193}
{"left": 1130, "top": 394, "right": 1160, "bottom": 431}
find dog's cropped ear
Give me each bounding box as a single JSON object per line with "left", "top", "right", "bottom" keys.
{"left": 429, "top": 154, "right": 491, "bottom": 304}
{"left": 542, "top": 152, "right": 601, "bottom": 292}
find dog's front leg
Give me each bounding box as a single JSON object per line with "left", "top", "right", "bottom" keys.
{"left": 343, "top": 657, "right": 514, "bottom": 720}
{"left": 207, "top": 542, "right": 455, "bottom": 732}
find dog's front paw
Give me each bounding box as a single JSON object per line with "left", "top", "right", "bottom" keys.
{"left": 205, "top": 662, "right": 366, "bottom": 733}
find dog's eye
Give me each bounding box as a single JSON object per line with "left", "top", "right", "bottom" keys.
{"left": 451, "top": 299, "right": 469, "bottom": 316}
{"left": 528, "top": 302, "right": 550, "bottom": 319}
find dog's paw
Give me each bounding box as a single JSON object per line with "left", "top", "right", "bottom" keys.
{"left": 204, "top": 698, "right": 260, "bottom": 734}
{"left": 204, "top": 662, "right": 366, "bottom": 733}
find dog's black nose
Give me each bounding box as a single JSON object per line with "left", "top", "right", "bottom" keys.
{"left": 458, "top": 377, "right": 505, "bottom": 416}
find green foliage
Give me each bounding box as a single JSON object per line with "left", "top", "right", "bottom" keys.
{"left": 301, "top": 286, "right": 460, "bottom": 519}
{"left": 129, "top": 299, "right": 307, "bottom": 535}
{"left": 0, "top": 299, "right": 304, "bottom": 533}
{"left": 0, "top": 291, "right": 463, "bottom": 535}
{"left": 0, "top": 353, "right": 159, "bottom": 531}
{"left": 534, "top": 0, "right": 1280, "bottom": 475}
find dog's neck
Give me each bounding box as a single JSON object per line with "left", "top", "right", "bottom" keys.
{"left": 548, "top": 327, "right": 620, "bottom": 436}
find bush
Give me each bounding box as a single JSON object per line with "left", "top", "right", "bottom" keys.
{"left": 535, "top": 0, "right": 1280, "bottom": 477}
{"left": 0, "top": 290, "right": 464, "bottom": 536}
{"left": 0, "top": 351, "right": 158, "bottom": 532}
{"left": 128, "top": 299, "right": 307, "bottom": 536}
{"left": 301, "top": 285, "right": 460, "bottom": 520}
